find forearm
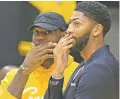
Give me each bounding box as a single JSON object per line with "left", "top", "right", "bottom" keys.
{"left": 44, "top": 64, "right": 65, "bottom": 99}
{"left": 7, "top": 68, "right": 30, "bottom": 99}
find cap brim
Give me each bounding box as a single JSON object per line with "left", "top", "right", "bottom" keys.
{"left": 27, "top": 23, "right": 58, "bottom": 31}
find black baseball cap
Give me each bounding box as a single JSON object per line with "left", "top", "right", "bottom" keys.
{"left": 28, "top": 12, "right": 67, "bottom": 31}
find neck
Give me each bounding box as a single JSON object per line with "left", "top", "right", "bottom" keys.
{"left": 80, "top": 38, "right": 104, "bottom": 62}
{"left": 41, "top": 58, "right": 54, "bottom": 69}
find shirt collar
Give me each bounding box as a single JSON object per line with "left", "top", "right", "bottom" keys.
{"left": 34, "top": 55, "right": 74, "bottom": 73}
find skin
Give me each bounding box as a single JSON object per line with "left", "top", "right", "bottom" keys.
{"left": 7, "top": 27, "right": 63, "bottom": 99}
{"left": 67, "top": 11, "right": 104, "bottom": 61}
{"left": 32, "top": 27, "right": 61, "bottom": 68}
{"left": 52, "top": 11, "right": 104, "bottom": 78}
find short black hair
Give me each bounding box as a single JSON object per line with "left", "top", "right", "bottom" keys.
{"left": 75, "top": 1, "right": 111, "bottom": 36}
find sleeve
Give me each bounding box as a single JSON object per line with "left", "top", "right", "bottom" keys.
{"left": 63, "top": 61, "right": 78, "bottom": 91}
{"left": 44, "top": 76, "right": 64, "bottom": 99}
{"left": 0, "top": 69, "right": 18, "bottom": 99}
{"left": 75, "top": 64, "right": 115, "bottom": 99}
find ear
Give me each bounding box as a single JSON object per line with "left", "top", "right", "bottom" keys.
{"left": 91, "top": 24, "right": 103, "bottom": 37}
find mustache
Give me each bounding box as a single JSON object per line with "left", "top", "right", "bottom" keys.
{"left": 62, "top": 31, "right": 90, "bottom": 51}
{"left": 63, "top": 32, "right": 77, "bottom": 41}
{"left": 71, "top": 36, "right": 77, "bottom": 41}
{"left": 62, "top": 31, "right": 77, "bottom": 46}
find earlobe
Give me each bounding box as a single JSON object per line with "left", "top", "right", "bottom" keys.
{"left": 94, "top": 33, "right": 97, "bottom": 37}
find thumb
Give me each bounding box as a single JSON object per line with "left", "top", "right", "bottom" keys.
{"left": 31, "top": 43, "right": 35, "bottom": 48}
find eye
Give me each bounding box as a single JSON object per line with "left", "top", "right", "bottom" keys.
{"left": 33, "top": 30, "right": 39, "bottom": 36}
{"left": 46, "top": 31, "right": 52, "bottom": 34}
{"left": 74, "top": 22, "right": 80, "bottom": 27}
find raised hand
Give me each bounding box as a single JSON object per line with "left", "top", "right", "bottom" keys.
{"left": 52, "top": 33, "right": 75, "bottom": 78}
{"left": 23, "top": 42, "right": 56, "bottom": 73}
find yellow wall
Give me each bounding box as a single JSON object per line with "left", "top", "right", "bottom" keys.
{"left": 29, "top": 1, "right": 76, "bottom": 22}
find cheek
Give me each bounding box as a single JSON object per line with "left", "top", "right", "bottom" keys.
{"left": 48, "top": 35, "right": 61, "bottom": 43}
{"left": 75, "top": 24, "right": 91, "bottom": 39}
{"left": 44, "top": 36, "right": 54, "bottom": 42}
{"left": 73, "top": 27, "right": 85, "bottom": 38}
{"left": 32, "top": 36, "right": 36, "bottom": 44}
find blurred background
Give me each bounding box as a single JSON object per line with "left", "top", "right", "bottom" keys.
{"left": 0, "top": 1, "right": 119, "bottom": 68}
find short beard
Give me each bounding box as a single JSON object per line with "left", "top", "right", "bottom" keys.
{"left": 71, "top": 33, "right": 90, "bottom": 52}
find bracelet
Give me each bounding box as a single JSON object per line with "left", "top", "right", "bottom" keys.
{"left": 52, "top": 75, "right": 63, "bottom": 80}
{"left": 20, "top": 64, "right": 31, "bottom": 75}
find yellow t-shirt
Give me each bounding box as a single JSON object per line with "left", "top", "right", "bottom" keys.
{"left": 0, "top": 55, "right": 78, "bottom": 99}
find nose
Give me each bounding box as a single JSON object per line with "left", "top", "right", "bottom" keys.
{"left": 66, "top": 24, "right": 74, "bottom": 35}
{"left": 33, "top": 36, "right": 45, "bottom": 46}
{"left": 34, "top": 35, "right": 45, "bottom": 40}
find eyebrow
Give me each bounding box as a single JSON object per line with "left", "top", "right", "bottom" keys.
{"left": 34, "top": 29, "right": 48, "bottom": 32}
{"left": 69, "top": 18, "right": 84, "bottom": 23}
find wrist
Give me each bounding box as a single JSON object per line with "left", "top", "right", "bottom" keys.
{"left": 20, "top": 64, "right": 32, "bottom": 75}
{"left": 54, "top": 64, "right": 66, "bottom": 74}
{"left": 52, "top": 69, "right": 64, "bottom": 78}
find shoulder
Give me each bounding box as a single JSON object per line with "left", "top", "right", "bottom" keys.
{"left": 1, "top": 69, "right": 18, "bottom": 89}
{"left": 78, "top": 63, "right": 115, "bottom": 91}
{"left": 84, "top": 63, "right": 114, "bottom": 80}
{"left": 75, "top": 63, "right": 117, "bottom": 99}
{"left": 2, "top": 69, "right": 18, "bottom": 81}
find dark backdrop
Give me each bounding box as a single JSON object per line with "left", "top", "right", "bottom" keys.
{"left": 0, "top": 1, "right": 39, "bottom": 67}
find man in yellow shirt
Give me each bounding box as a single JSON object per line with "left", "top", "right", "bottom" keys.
{"left": 0, "top": 12, "right": 79, "bottom": 99}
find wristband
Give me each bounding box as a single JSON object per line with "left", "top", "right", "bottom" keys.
{"left": 20, "top": 64, "right": 31, "bottom": 75}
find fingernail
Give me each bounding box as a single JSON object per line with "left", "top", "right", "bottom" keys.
{"left": 31, "top": 43, "right": 35, "bottom": 47}
{"left": 49, "top": 42, "right": 52, "bottom": 44}
{"left": 53, "top": 43, "right": 57, "bottom": 45}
